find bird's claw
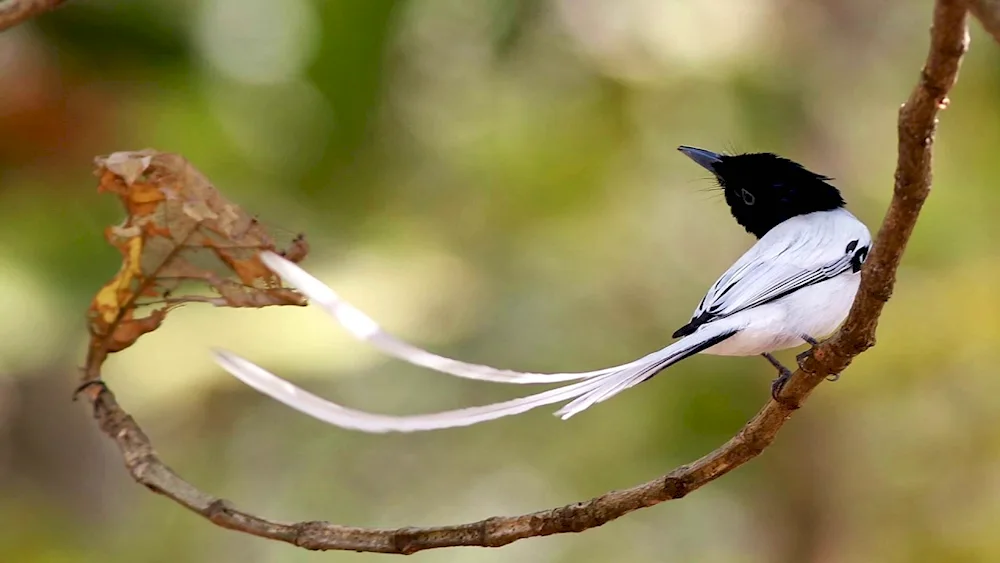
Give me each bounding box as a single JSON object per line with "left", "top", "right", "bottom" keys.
{"left": 770, "top": 366, "right": 794, "bottom": 401}
{"left": 796, "top": 336, "right": 842, "bottom": 384}
{"left": 795, "top": 348, "right": 812, "bottom": 366}
{"left": 796, "top": 334, "right": 820, "bottom": 368}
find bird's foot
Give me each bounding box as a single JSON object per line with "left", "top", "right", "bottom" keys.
{"left": 770, "top": 366, "right": 794, "bottom": 401}
{"left": 762, "top": 352, "right": 795, "bottom": 401}
{"left": 795, "top": 347, "right": 813, "bottom": 366}
{"left": 796, "top": 335, "right": 838, "bottom": 382}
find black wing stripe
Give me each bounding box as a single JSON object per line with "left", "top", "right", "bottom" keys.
{"left": 639, "top": 328, "right": 739, "bottom": 386}
{"left": 671, "top": 255, "right": 853, "bottom": 337}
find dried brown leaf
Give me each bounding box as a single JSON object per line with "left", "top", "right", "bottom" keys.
{"left": 87, "top": 149, "right": 310, "bottom": 355}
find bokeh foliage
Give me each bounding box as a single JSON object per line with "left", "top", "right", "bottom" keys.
{"left": 1, "top": 0, "right": 1000, "bottom": 561}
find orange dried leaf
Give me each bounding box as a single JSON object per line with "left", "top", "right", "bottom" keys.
{"left": 210, "top": 275, "right": 307, "bottom": 308}
{"left": 87, "top": 149, "right": 310, "bottom": 355}
{"left": 106, "top": 309, "right": 168, "bottom": 353}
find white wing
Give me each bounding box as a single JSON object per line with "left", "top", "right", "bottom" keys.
{"left": 675, "top": 210, "right": 870, "bottom": 336}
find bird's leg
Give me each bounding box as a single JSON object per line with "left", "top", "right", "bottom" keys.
{"left": 796, "top": 334, "right": 838, "bottom": 381}
{"left": 762, "top": 353, "right": 794, "bottom": 400}
{"left": 795, "top": 334, "right": 819, "bottom": 366}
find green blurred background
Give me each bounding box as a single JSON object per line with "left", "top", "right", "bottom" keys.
{"left": 2, "top": 0, "right": 999, "bottom": 561}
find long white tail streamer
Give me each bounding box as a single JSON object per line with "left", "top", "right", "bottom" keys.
{"left": 212, "top": 349, "right": 612, "bottom": 432}
{"left": 553, "top": 325, "right": 737, "bottom": 419}
{"left": 256, "top": 251, "right": 653, "bottom": 384}
{"left": 210, "top": 252, "right": 739, "bottom": 432}
{"left": 211, "top": 323, "right": 737, "bottom": 433}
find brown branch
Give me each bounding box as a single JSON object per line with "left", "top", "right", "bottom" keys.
{"left": 0, "top": 0, "right": 66, "bottom": 32}
{"left": 968, "top": 0, "right": 1000, "bottom": 43}
{"left": 76, "top": 0, "right": 970, "bottom": 555}
{"left": 800, "top": 0, "right": 969, "bottom": 382}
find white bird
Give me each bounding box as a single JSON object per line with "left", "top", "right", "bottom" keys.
{"left": 212, "top": 146, "right": 871, "bottom": 433}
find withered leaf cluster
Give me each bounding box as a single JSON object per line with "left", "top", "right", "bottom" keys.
{"left": 88, "top": 150, "right": 309, "bottom": 354}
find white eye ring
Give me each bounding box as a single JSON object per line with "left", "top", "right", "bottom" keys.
{"left": 741, "top": 189, "right": 755, "bottom": 205}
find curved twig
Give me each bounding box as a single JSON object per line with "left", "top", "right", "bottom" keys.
{"left": 0, "top": 0, "right": 67, "bottom": 32}
{"left": 75, "top": 0, "right": 969, "bottom": 555}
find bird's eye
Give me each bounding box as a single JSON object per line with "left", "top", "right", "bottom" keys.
{"left": 741, "top": 189, "right": 755, "bottom": 206}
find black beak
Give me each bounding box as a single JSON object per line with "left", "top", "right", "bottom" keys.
{"left": 677, "top": 146, "right": 722, "bottom": 174}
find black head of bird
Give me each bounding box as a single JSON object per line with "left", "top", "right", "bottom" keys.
{"left": 678, "top": 146, "right": 846, "bottom": 239}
